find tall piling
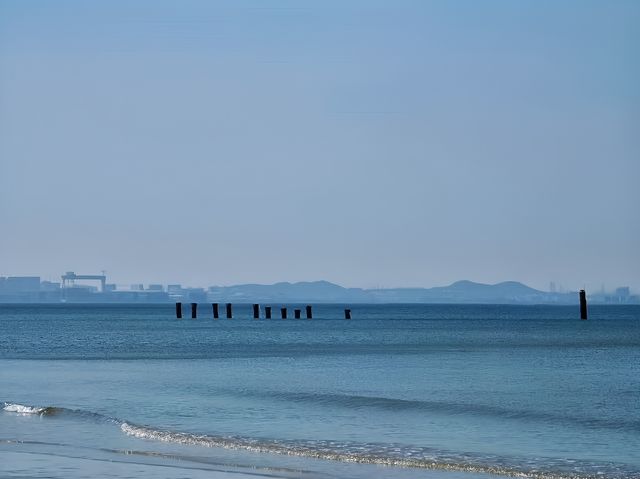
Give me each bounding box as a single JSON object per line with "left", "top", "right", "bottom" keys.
{"left": 265, "top": 306, "right": 272, "bottom": 319}
{"left": 305, "top": 305, "right": 312, "bottom": 319}
{"left": 579, "top": 290, "right": 588, "bottom": 320}
{"left": 294, "top": 309, "right": 301, "bottom": 319}
{"left": 191, "top": 303, "right": 197, "bottom": 319}
{"left": 226, "top": 303, "right": 233, "bottom": 319}
{"left": 253, "top": 304, "right": 260, "bottom": 319}
{"left": 212, "top": 303, "right": 219, "bottom": 319}
{"left": 344, "top": 308, "right": 351, "bottom": 320}
{"left": 281, "top": 307, "right": 287, "bottom": 319}
{"left": 175, "top": 302, "right": 182, "bottom": 319}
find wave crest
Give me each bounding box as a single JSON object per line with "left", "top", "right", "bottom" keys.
{"left": 120, "top": 422, "right": 635, "bottom": 479}
{"left": 3, "top": 403, "right": 60, "bottom": 416}
{"left": 4, "top": 401, "right": 637, "bottom": 479}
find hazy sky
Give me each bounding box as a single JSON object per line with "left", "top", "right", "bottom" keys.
{"left": 1, "top": 0, "right": 638, "bottom": 291}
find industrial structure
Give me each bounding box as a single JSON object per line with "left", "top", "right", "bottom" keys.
{"left": 61, "top": 272, "right": 107, "bottom": 292}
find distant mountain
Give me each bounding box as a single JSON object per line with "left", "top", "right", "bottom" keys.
{"left": 422, "top": 280, "right": 546, "bottom": 302}
{"left": 207, "top": 280, "right": 568, "bottom": 304}
{"left": 207, "top": 280, "right": 369, "bottom": 303}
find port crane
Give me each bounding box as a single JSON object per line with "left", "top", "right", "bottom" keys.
{"left": 61, "top": 271, "right": 107, "bottom": 292}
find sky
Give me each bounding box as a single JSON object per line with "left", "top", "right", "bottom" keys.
{"left": 1, "top": 0, "right": 638, "bottom": 292}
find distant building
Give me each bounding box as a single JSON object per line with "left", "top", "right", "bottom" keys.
{"left": 184, "top": 288, "right": 207, "bottom": 302}
{"left": 0, "top": 276, "right": 42, "bottom": 302}
{"left": 107, "top": 290, "right": 169, "bottom": 303}
{"left": 615, "top": 287, "right": 630, "bottom": 298}
{"left": 40, "top": 281, "right": 60, "bottom": 292}
{"left": 3, "top": 276, "right": 40, "bottom": 293}
{"left": 69, "top": 284, "right": 98, "bottom": 292}
{"left": 0, "top": 274, "right": 174, "bottom": 303}
{"left": 63, "top": 287, "right": 97, "bottom": 301}
{"left": 166, "top": 284, "right": 184, "bottom": 301}
{"left": 4, "top": 276, "right": 41, "bottom": 292}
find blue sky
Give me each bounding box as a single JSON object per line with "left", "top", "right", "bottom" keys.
{"left": 1, "top": 0, "right": 638, "bottom": 291}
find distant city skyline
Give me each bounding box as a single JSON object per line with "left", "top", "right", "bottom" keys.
{"left": 0, "top": 271, "right": 637, "bottom": 297}
{"left": 1, "top": 1, "right": 638, "bottom": 292}
{"left": 0, "top": 269, "right": 636, "bottom": 295}
{"left": 2, "top": 272, "right": 639, "bottom": 305}
{"left": 2, "top": 254, "right": 638, "bottom": 294}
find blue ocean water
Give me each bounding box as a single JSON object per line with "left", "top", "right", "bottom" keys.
{"left": 1, "top": 304, "right": 639, "bottom": 479}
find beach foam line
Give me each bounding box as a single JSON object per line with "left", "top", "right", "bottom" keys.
{"left": 3, "top": 401, "right": 637, "bottom": 479}
{"left": 120, "top": 422, "right": 637, "bottom": 479}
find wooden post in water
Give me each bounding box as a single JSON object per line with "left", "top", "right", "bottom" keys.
{"left": 281, "top": 307, "right": 287, "bottom": 319}
{"left": 175, "top": 302, "right": 182, "bottom": 319}
{"left": 253, "top": 304, "right": 260, "bottom": 319}
{"left": 306, "top": 305, "right": 312, "bottom": 319}
{"left": 579, "top": 290, "right": 588, "bottom": 320}
{"left": 265, "top": 306, "right": 272, "bottom": 319}
{"left": 294, "top": 309, "right": 301, "bottom": 319}
{"left": 344, "top": 308, "right": 351, "bottom": 320}
{"left": 191, "top": 303, "right": 197, "bottom": 319}
{"left": 212, "top": 303, "right": 219, "bottom": 319}
{"left": 226, "top": 303, "right": 233, "bottom": 319}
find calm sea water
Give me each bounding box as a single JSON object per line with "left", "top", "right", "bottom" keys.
{"left": 1, "top": 304, "right": 639, "bottom": 479}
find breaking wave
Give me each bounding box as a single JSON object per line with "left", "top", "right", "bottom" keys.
{"left": 3, "top": 403, "right": 61, "bottom": 415}
{"left": 3, "top": 402, "right": 117, "bottom": 423}
{"left": 3, "top": 401, "right": 639, "bottom": 479}
{"left": 118, "top": 422, "right": 639, "bottom": 479}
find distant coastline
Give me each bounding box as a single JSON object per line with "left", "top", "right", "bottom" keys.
{"left": 0, "top": 276, "right": 637, "bottom": 304}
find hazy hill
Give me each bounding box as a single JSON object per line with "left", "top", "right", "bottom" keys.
{"left": 208, "top": 280, "right": 565, "bottom": 304}
{"left": 207, "top": 280, "right": 369, "bottom": 303}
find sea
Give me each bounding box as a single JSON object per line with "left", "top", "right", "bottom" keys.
{"left": 1, "top": 303, "right": 639, "bottom": 479}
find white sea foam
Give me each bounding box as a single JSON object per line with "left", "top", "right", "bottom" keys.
{"left": 120, "top": 422, "right": 614, "bottom": 479}
{"left": 3, "top": 403, "right": 47, "bottom": 415}
{"left": 3, "top": 405, "right": 633, "bottom": 479}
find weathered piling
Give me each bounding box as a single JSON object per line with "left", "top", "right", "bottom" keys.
{"left": 281, "top": 307, "right": 287, "bottom": 319}
{"left": 226, "top": 303, "right": 233, "bottom": 319}
{"left": 265, "top": 306, "right": 272, "bottom": 319}
{"left": 191, "top": 303, "right": 197, "bottom": 319}
{"left": 344, "top": 308, "right": 351, "bottom": 319}
{"left": 579, "top": 290, "right": 588, "bottom": 320}
{"left": 176, "top": 302, "right": 182, "bottom": 319}
{"left": 253, "top": 304, "right": 260, "bottom": 319}
{"left": 306, "top": 305, "right": 312, "bottom": 319}
{"left": 212, "top": 303, "right": 219, "bottom": 319}
{"left": 294, "top": 309, "right": 301, "bottom": 319}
